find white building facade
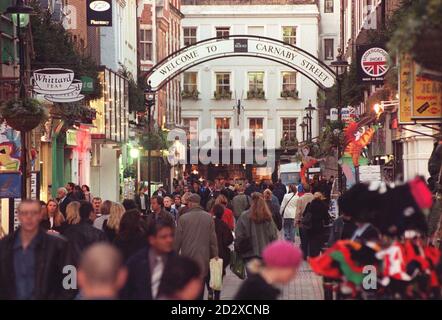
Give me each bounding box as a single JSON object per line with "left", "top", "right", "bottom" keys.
{"left": 318, "top": 0, "right": 341, "bottom": 67}
{"left": 180, "top": 1, "right": 322, "bottom": 181}
{"left": 101, "top": 0, "right": 138, "bottom": 77}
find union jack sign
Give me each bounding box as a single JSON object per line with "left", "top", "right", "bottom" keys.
{"left": 357, "top": 45, "right": 390, "bottom": 84}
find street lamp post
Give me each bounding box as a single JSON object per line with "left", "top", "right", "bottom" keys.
{"left": 145, "top": 81, "right": 156, "bottom": 210}
{"left": 331, "top": 49, "right": 349, "bottom": 193}
{"left": 6, "top": 0, "right": 34, "bottom": 200}
{"left": 304, "top": 99, "right": 316, "bottom": 142}
{"left": 299, "top": 120, "right": 307, "bottom": 142}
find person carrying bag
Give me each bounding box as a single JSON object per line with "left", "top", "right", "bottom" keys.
{"left": 280, "top": 185, "right": 299, "bottom": 242}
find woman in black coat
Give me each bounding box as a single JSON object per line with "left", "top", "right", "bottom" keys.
{"left": 210, "top": 204, "right": 234, "bottom": 300}
{"left": 305, "top": 192, "right": 330, "bottom": 257}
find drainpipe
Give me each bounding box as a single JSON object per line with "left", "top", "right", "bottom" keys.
{"left": 152, "top": 0, "right": 157, "bottom": 64}
{"left": 51, "top": 120, "right": 66, "bottom": 198}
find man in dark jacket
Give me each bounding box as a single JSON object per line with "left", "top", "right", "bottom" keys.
{"left": 0, "top": 199, "right": 76, "bottom": 300}
{"left": 272, "top": 179, "right": 287, "bottom": 205}
{"left": 120, "top": 220, "right": 176, "bottom": 299}
{"left": 145, "top": 196, "right": 175, "bottom": 227}
{"left": 134, "top": 187, "right": 149, "bottom": 215}
{"left": 63, "top": 201, "right": 107, "bottom": 263}
{"left": 57, "top": 187, "right": 72, "bottom": 218}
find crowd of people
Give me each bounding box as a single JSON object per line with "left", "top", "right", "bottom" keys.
{"left": 3, "top": 173, "right": 435, "bottom": 300}
{"left": 0, "top": 179, "right": 309, "bottom": 300}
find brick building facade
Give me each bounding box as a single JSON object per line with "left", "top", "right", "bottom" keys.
{"left": 138, "top": 0, "right": 183, "bottom": 128}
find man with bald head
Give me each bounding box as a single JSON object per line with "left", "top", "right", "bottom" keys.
{"left": 57, "top": 187, "right": 72, "bottom": 218}
{"left": 0, "top": 199, "right": 75, "bottom": 299}
{"left": 77, "top": 243, "right": 127, "bottom": 300}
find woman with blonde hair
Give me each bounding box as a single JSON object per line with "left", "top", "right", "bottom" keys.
{"left": 43, "top": 199, "right": 65, "bottom": 233}
{"left": 66, "top": 201, "right": 81, "bottom": 225}
{"left": 211, "top": 194, "right": 234, "bottom": 230}
{"left": 103, "top": 202, "right": 125, "bottom": 242}
{"left": 235, "top": 192, "right": 278, "bottom": 263}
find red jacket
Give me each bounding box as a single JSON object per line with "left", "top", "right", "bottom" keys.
{"left": 211, "top": 208, "right": 234, "bottom": 231}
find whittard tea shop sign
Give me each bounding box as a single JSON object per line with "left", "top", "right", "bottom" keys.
{"left": 32, "top": 68, "right": 85, "bottom": 103}
{"left": 147, "top": 36, "right": 336, "bottom": 90}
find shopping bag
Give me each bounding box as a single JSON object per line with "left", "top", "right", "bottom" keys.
{"left": 209, "top": 258, "right": 224, "bottom": 291}
{"left": 229, "top": 251, "right": 246, "bottom": 280}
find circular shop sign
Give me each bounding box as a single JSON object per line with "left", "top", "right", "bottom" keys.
{"left": 90, "top": 1, "right": 111, "bottom": 12}
{"left": 361, "top": 47, "right": 389, "bottom": 77}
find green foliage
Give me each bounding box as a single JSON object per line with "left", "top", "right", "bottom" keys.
{"left": 317, "top": 121, "right": 346, "bottom": 157}
{"left": 388, "top": 0, "right": 442, "bottom": 72}
{"left": 29, "top": 1, "right": 101, "bottom": 99}
{"left": 123, "top": 165, "right": 136, "bottom": 178}
{"left": 140, "top": 129, "right": 172, "bottom": 151}
{"left": 280, "top": 90, "right": 299, "bottom": 99}
{"left": 280, "top": 136, "right": 298, "bottom": 149}
{"left": 247, "top": 89, "right": 265, "bottom": 100}
{"left": 214, "top": 91, "right": 232, "bottom": 100}
{"left": 51, "top": 102, "right": 96, "bottom": 124}
{"left": 181, "top": 89, "right": 199, "bottom": 100}
{"left": 0, "top": 98, "right": 48, "bottom": 120}
{"left": 119, "top": 64, "right": 145, "bottom": 113}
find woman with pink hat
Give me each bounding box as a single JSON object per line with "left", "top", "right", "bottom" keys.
{"left": 234, "top": 240, "right": 303, "bottom": 300}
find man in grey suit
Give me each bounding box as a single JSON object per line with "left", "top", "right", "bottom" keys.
{"left": 174, "top": 193, "right": 218, "bottom": 300}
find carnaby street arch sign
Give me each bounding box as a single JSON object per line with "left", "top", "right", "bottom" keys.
{"left": 147, "top": 35, "right": 336, "bottom": 91}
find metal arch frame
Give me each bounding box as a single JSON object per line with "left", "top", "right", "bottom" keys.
{"left": 145, "top": 34, "right": 337, "bottom": 91}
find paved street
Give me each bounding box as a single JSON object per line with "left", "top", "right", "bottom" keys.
{"left": 218, "top": 235, "right": 324, "bottom": 300}
{"left": 220, "top": 261, "right": 324, "bottom": 300}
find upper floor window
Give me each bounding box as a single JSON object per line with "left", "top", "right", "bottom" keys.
{"left": 248, "top": 72, "right": 265, "bottom": 99}
{"left": 215, "top": 117, "right": 231, "bottom": 147}
{"left": 282, "top": 118, "right": 297, "bottom": 142}
{"left": 183, "top": 118, "right": 199, "bottom": 142}
{"left": 324, "top": 38, "right": 334, "bottom": 60}
{"left": 325, "top": 0, "right": 334, "bottom": 13}
{"left": 282, "top": 26, "right": 297, "bottom": 46}
{"left": 183, "top": 27, "right": 197, "bottom": 46}
{"left": 215, "top": 72, "right": 231, "bottom": 99}
{"left": 216, "top": 27, "right": 230, "bottom": 38}
{"left": 249, "top": 118, "right": 264, "bottom": 143}
{"left": 281, "top": 72, "right": 297, "bottom": 98}
{"left": 182, "top": 72, "right": 198, "bottom": 99}
{"left": 139, "top": 26, "right": 152, "bottom": 61}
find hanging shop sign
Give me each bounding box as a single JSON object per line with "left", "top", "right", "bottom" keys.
{"left": 0, "top": 172, "right": 21, "bottom": 198}
{"left": 356, "top": 45, "right": 390, "bottom": 84}
{"left": 0, "top": 122, "right": 21, "bottom": 172}
{"left": 398, "top": 53, "right": 413, "bottom": 124}
{"left": 87, "top": 0, "right": 112, "bottom": 27}
{"left": 358, "top": 165, "right": 382, "bottom": 183}
{"left": 32, "top": 68, "right": 85, "bottom": 103}
{"left": 411, "top": 62, "right": 442, "bottom": 122}
{"left": 341, "top": 107, "right": 352, "bottom": 122}
{"left": 330, "top": 108, "right": 338, "bottom": 121}
{"left": 80, "top": 76, "right": 94, "bottom": 93}
{"left": 66, "top": 129, "right": 78, "bottom": 146}
{"left": 30, "top": 172, "right": 41, "bottom": 200}
{"left": 147, "top": 36, "right": 336, "bottom": 90}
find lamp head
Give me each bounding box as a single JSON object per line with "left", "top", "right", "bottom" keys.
{"left": 331, "top": 48, "right": 349, "bottom": 76}
{"left": 5, "top": 0, "right": 34, "bottom": 27}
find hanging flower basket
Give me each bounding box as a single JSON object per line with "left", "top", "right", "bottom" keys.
{"left": 0, "top": 98, "right": 49, "bottom": 132}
